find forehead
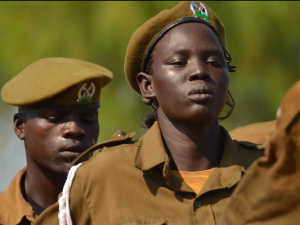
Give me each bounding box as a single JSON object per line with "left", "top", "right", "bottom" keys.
{"left": 154, "top": 22, "right": 223, "bottom": 52}
{"left": 25, "top": 105, "right": 98, "bottom": 116}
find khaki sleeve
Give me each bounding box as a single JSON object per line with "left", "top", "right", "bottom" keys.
{"left": 219, "top": 125, "right": 300, "bottom": 225}
{"left": 69, "top": 174, "right": 93, "bottom": 224}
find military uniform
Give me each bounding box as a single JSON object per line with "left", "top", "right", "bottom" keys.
{"left": 35, "top": 1, "right": 263, "bottom": 224}
{"left": 0, "top": 168, "right": 35, "bottom": 225}
{"left": 229, "top": 120, "right": 276, "bottom": 144}
{"left": 34, "top": 122, "right": 264, "bottom": 225}
{"left": 219, "top": 80, "right": 300, "bottom": 225}
{"left": 0, "top": 57, "right": 113, "bottom": 225}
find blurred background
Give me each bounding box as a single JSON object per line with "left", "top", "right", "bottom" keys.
{"left": 0, "top": 1, "right": 299, "bottom": 192}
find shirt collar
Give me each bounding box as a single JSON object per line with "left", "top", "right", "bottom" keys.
{"left": 134, "top": 122, "right": 246, "bottom": 194}
{"left": 199, "top": 126, "right": 246, "bottom": 195}
{"left": 0, "top": 167, "right": 36, "bottom": 225}
{"left": 134, "top": 121, "right": 169, "bottom": 171}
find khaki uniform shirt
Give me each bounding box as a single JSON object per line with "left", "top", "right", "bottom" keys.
{"left": 0, "top": 167, "right": 36, "bottom": 225}
{"left": 219, "top": 82, "right": 300, "bottom": 225}
{"left": 35, "top": 122, "right": 264, "bottom": 225}
{"left": 229, "top": 120, "right": 276, "bottom": 144}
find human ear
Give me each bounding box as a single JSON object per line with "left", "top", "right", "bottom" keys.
{"left": 136, "top": 72, "right": 156, "bottom": 105}
{"left": 13, "top": 113, "right": 26, "bottom": 140}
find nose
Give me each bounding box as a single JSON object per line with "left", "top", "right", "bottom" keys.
{"left": 62, "top": 117, "right": 86, "bottom": 139}
{"left": 188, "top": 61, "right": 210, "bottom": 81}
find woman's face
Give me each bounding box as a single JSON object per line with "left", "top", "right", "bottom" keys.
{"left": 150, "top": 22, "right": 230, "bottom": 126}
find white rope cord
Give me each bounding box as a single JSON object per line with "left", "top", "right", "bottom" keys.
{"left": 58, "top": 163, "right": 83, "bottom": 225}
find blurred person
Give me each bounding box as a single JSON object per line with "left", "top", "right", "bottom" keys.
{"left": 35, "top": 1, "right": 264, "bottom": 224}
{"left": 229, "top": 120, "right": 276, "bottom": 144}
{"left": 0, "top": 57, "right": 112, "bottom": 224}
{"left": 219, "top": 80, "right": 300, "bottom": 225}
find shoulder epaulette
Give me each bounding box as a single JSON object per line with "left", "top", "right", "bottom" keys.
{"left": 71, "top": 130, "right": 136, "bottom": 166}
{"left": 234, "top": 140, "right": 265, "bottom": 150}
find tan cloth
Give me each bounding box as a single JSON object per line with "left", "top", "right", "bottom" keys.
{"left": 34, "top": 122, "right": 264, "bottom": 225}
{"left": 1, "top": 57, "right": 113, "bottom": 107}
{"left": 0, "top": 167, "right": 36, "bottom": 225}
{"left": 219, "top": 80, "right": 300, "bottom": 225}
{"left": 170, "top": 168, "right": 215, "bottom": 194}
{"left": 229, "top": 120, "right": 276, "bottom": 144}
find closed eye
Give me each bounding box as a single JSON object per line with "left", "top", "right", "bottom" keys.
{"left": 80, "top": 113, "right": 98, "bottom": 124}
{"left": 207, "top": 60, "right": 224, "bottom": 68}
{"left": 81, "top": 117, "right": 98, "bottom": 124}
{"left": 47, "top": 116, "right": 64, "bottom": 123}
{"left": 168, "top": 59, "right": 187, "bottom": 67}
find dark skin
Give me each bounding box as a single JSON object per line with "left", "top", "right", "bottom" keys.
{"left": 137, "top": 23, "right": 229, "bottom": 171}
{"left": 14, "top": 105, "right": 99, "bottom": 209}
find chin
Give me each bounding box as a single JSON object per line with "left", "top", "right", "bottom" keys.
{"left": 188, "top": 113, "right": 219, "bottom": 126}
{"left": 54, "top": 163, "right": 73, "bottom": 176}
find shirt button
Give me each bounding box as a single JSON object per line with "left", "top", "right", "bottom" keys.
{"left": 194, "top": 199, "right": 202, "bottom": 208}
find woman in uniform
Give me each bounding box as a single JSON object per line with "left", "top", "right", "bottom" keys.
{"left": 35, "top": 2, "right": 265, "bottom": 225}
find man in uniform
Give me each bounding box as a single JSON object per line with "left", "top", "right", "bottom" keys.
{"left": 0, "top": 57, "right": 113, "bottom": 224}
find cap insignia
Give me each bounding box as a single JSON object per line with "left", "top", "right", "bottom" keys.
{"left": 77, "top": 82, "right": 96, "bottom": 103}
{"left": 190, "top": 1, "right": 210, "bottom": 22}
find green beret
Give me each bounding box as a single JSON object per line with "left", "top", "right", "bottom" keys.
{"left": 1, "top": 57, "right": 113, "bottom": 108}
{"left": 124, "top": 1, "right": 226, "bottom": 94}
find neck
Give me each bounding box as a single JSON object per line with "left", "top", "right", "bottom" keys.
{"left": 157, "top": 111, "right": 223, "bottom": 172}
{"left": 24, "top": 162, "right": 66, "bottom": 209}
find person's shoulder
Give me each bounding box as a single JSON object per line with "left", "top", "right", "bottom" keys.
{"left": 234, "top": 140, "right": 265, "bottom": 150}
{"left": 234, "top": 139, "right": 265, "bottom": 159}
{"left": 93, "top": 135, "right": 139, "bottom": 161}
{"left": 71, "top": 130, "right": 140, "bottom": 186}
{"left": 231, "top": 140, "right": 265, "bottom": 170}
{"left": 0, "top": 168, "right": 26, "bottom": 195}
{"left": 92, "top": 130, "right": 139, "bottom": 155}
{"left": 230, "top": 120, "right": 276, "bottom": 144}
{"left": 221, "top": 125, "right": 265, "bottom": 156}
{"left": 73, "top": 130, "right": 139, "bottom": 169}
{"left": 0, "top": 167, "right": 28, "bottom": 225}
{"left": 101, "top": 130, "right": 139, "bottom": 153}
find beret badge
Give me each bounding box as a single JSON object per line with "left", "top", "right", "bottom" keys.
{"left": 190, "top": 1, "right": 210, "bottom": 22}
{"left": 77, "top": 82, "right": 96, "bottom": 103}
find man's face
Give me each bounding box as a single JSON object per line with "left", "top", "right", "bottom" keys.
{"left": 19, "top": 106, "right": 99, "bottom": 176}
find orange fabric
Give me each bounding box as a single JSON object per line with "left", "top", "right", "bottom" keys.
{"left": 170, "top": 168, "right": 215, "bottom": 194}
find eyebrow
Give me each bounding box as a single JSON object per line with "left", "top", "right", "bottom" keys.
{"left": 172, "top": 49, "right": 190, "bottom": 55}
{"left": 172, "top": 48, "right": 224, "bottom": 57}
{"left": 201, "top": 48, "right": 224, "bottom": 55}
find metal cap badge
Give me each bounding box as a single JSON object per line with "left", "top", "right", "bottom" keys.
{"left": 190, "top": 1, "right": 210, "bottom": 22}
{"left": 77, "top": 82, "right": 96, "bottom": 103}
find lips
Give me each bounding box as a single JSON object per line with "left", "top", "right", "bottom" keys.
{"left": 187, "top": 85, "right": 213, "bottom": 102}
{"left": 59, "top": 144, "right": 87, "bottom": 160}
